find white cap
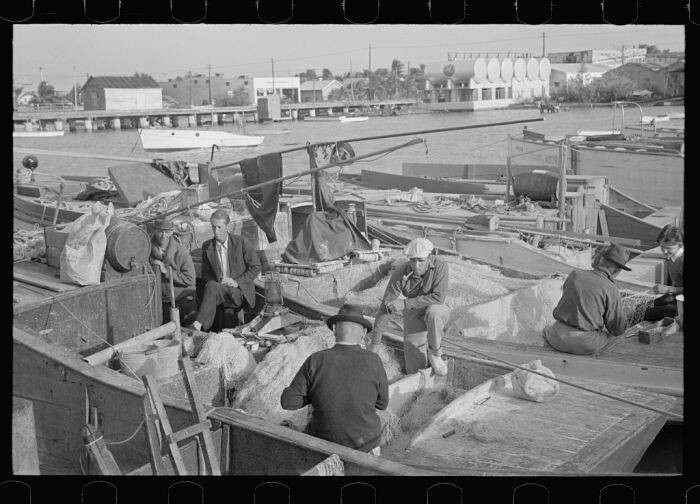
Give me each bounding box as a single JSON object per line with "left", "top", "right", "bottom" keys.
{"left": 403, "top": 238, "right": 434, "bottom": 259}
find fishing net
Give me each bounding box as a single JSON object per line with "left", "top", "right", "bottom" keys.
{"left": 195, "top": 332, "right": 257, "bottom": 390}
{"left": 620, "top": 290, "right": 657, "bottom": 326}
{"left": 13, "top": 228, "right": 46, "bottom": 262}
{"left": 377, "top": 408, "right": 401, "bottom": 445}
{"left": 308, "top": 454, "right": 345, "bottom": 476}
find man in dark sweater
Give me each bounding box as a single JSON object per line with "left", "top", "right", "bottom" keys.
{"left": 544, "top": 243, "right": 632, "bottom": 355}
{"left": 644, "top": 225, "right": 684, "bottom": 321}
{"left": 280, "top": 304, "right": 389, "bottom": 454}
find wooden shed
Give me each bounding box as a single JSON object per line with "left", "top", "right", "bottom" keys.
{"left": 82, "top": 75, "right": 163, "bottom": 111}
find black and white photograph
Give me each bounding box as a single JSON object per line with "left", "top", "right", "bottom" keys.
{"left": 11, "top": 21, "right": 685, "bottom": 489}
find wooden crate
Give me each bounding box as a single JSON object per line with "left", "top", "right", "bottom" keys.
{"left": 43, "top": 226, "right": 69, "bottom": 268}
{"left": 181, "top": 184, "right": 209, "bottom": 207}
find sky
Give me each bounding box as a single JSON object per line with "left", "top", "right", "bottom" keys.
{"left": 12, "top": 24, "right": 684, "bottom": 91}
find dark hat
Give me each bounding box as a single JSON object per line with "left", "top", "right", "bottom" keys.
{"left": 152, "top": 217, "right": 175, "bottom": 231}
{"left": 326, "top": 303, "right": 373, "bottom": 332}
{"left": 599, "top": 243, "right": 632, "bottom": 271}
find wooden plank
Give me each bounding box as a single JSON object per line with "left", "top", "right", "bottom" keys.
{"left": 142, "top": 394, "right": 169, "bottom": 475}
{"left": 13, "top": 267, "right": 77, "bottom": 293}
{"left": 108, "top": 163, "right": 181, "bottom": 206}
{"left": 598, "top": 208, "right": 610, "bottom": 237}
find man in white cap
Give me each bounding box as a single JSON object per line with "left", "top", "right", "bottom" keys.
{"left": 367, "top": 238, "right": 450, "bottom": 376}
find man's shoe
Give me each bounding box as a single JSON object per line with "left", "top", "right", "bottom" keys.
{"left": 428, "top": 352, "right": 448, "bottom": 376}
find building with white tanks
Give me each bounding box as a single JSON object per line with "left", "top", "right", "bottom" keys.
{"left": 424, "top": 56, "right": 551, "bottom": 111}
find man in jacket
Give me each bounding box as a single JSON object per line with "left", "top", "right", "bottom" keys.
{"left": 644, "top": 225, "right": 683, "bottom": 321}
{"left": 281, "top": 303, "right": 389, "bottom": 455}
{"left": 367, "top": 238, "right": 450, "bottom": 376}
{"left": 150, "top": 217, "right": 197, "bottom": 324}
{"left": 544, "top": 243, "right": 632, "bottom": 355}
{"left": 189, "top": 209, "right": 261, "bottom": 332}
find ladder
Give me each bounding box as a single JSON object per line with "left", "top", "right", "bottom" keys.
{"left": 142, "top": 356, "right": 221, "bottom": 475}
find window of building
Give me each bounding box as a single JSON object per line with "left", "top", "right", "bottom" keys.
{"left": 554, "top": 82, "right": 560, "bottom": 88}
{"left": 194, "top": 80, "right": 198, "bottom": 84}
{"left": 495, "top": 88, "right": 506, "bottom": 100}
{"left": 206, "top": 80, "right": 210, "bottom": 84}
{"left": 226, "top": 82, "right": 230, "bottom": 86}
{"left": 508, "top": 87, "right": 513, "bottom": 98}
{"left": 173, "top": 84, "right": 178, "bottom": 88}
{"left": 482, "top": 88, "right": 492, "bottom": 100}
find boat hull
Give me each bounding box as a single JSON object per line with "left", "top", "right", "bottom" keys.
{"left": 13, "top": 131, "right": 65, "bottom": 138}
{"left": 139, "top": 129, "right": 264, "bottom": 150}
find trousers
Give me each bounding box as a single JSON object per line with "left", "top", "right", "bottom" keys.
{"left": 644, "top": 293, "right": 677, "bottom": 322}
{"left": 195, "top": 280, "right": 246, "bottom": 331}
{"left": 402, "top": 304, "right": 451, "bottom": 374}
{"left": 543, "top": 320, "right": 612, "bottom": 355}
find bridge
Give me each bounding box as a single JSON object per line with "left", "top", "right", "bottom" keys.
{"left": 13, "top": 99, "right": 423, "bottom": 133}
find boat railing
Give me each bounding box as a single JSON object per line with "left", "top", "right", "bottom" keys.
{"left": 611, "top": 101, "right": 645, "bottom": 136}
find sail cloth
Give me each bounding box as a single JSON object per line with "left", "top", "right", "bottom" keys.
{"left": 282, "top": 209, "right": 372, "bottom": 265}
{"left": 308, "top": 145, "right": 335, "bottom": 212}
{"left": 241, "top": 152, "right": 283, "bottom": 243}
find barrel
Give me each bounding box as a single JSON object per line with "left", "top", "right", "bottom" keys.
{"left": 425, "top": 60, "right": 487, "bottom": 85}
{"left": 500, "top": 58, "right": 514, "bottom": 82}
{"left": 512, "top": 171, "right": 560, "bottom": 201}
{"left": 539, "top": 57, "right": 551, "bottom": 81}
{"left": 487, "top": 58, "right": 501, "bottom": 83}
{"left": 105, "top": 217, "right": 151, "bottom": 272}
{"left": 513, "top": 58, "right": 527, "bottom": 82}
{"left": 526, "top": 58, "right": 540, "bottom": 81}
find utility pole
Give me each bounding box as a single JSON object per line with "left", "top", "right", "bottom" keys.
{"left": 368, "top": 44, "right": 372, "bottom": 101}
{"left": 542, "top": 32, "right": 546, "bottom": 58}
{"left": 207, "top": 64, "right": 212, "bottom": 105}
{"left": 350, "top": 58, "right": 355, "bottom": 101}
{"left": 621, "top": 45, "right": 625, "bottom": 65}
{"left": 271, "top": 58, "right": 275, "bottom": 94}
{"left": 39, "top": 66, "right": 43, "bottom": 82}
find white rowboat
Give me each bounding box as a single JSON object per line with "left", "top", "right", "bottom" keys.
{"left": 13, "top": 131, "right": 65, "bottom": 138}
{"left": 139, "top": 128, "right": 264, "bottom": 151}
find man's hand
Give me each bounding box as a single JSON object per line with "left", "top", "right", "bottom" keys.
{"left": 367, "top": 343, "right": 382, "bottom": 355}
{"left": 152, "top": 260, "right": 168, "bottom": 277}
{"left": 652, "top": 284, "right": 669, "bottom": 295}
{"left": 221, "top": 276, "right": 239, "bottom": 289}
{"left": 386, "top": 298, "right": 405, "bottom": 314}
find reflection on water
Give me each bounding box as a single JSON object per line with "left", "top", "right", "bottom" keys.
{"left": 13, "top": 105, "right": 684, "bottom": 178}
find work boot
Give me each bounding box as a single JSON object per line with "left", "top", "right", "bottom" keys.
{"left": 428, "top": 349, "right": 448, "bottom": 376}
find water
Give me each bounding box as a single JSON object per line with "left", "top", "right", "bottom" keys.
{"left": 13, "top": 105, "right": 684, "bottom": 179}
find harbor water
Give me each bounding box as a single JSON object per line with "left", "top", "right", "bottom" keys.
{"left": 13, "top": 105, "right": 684, "bottom": 179}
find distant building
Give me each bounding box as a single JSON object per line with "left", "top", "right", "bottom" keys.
{"left": 159, "top": 75, "right": 300, "bottom": 106}
{"left": 549, "top": 64, "right": 609, "bottom": 92}
{"left": 16, "top": 91, "right": 37, "bottom": 105}
{"left": 300, "top": 79, "right": 343, "bottom": 102}
{"left": 82, "top": 76, "right": 162, "bottom": 111}
{"left": 602, "top": 61, "right": 683, "bottom": 97}
{"left": 547, "top": 48, "right": 647, "bottom": 68}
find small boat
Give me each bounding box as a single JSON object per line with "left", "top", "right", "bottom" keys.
{"left": 640, "top": 114, "right": 671, "bottom": 125}
{"left": 303, "top": 115, "right": 369, "bottom": 123}
{"left": 13, "top": 130, "right": 65, "bottom": 138}
{"left": 667, "top": 112, "right": 685, "bottom": 120}
{"left": 139, "top": 128, "right": 264, "bottom": 151}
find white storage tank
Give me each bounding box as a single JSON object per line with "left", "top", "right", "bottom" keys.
{"left": 514, "top": 58, "right": 527, "bottom": 82}
{"left": 526, "top": 58, "right": 540, "bottom": 81}
{"left": 452, "top": 59, "right": 488, "bottom": 84}
{"left": 423, "top": 62, "right": 450, "bottom": 85}
{"left": 539, "top": 57, "right": 551, "bottom": 81}
{"left": 500, "top": 58, "right": 514, "bottom": 82}
{"left": 487, "top": 58, "right": 501, "bottom": 83}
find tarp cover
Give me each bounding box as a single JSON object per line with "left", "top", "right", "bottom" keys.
{"left": 282, "top": 209, "right": 372, "bottom": 265}
{"left": 241, "top": 152, "right": 283, "bottom": 243}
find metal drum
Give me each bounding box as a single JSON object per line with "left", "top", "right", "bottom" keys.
{"left": 105, "top": 217, "right": 151, "bottom": 272}
{"left": 512, "top": 171, "right": 560, "bottom": 201}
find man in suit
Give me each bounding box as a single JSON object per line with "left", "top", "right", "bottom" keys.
{"left": 189, "top": 209, "right": 261, "bottom": 332}
{"left": 149, "top": 217, "right": 197, "bottom": 324}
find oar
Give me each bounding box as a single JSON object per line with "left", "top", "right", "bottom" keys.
{"left": 449, "top": 341, "right": 683, "bottom": 421}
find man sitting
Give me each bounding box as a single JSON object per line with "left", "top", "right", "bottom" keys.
{"left": 150, "top": 217, "right": 196, "bottom": 324}
{"left": 367, "top": 238, "right": 450, "bottom": 376}
{"left": 644, "top": 225, "right": 683, "bottom": 322}
{"left": 281, "top": 303, "right": 389, "bottom": 455}
{"left": 544, "top": 243, "right": 632, "bottom": 355}
{"left": 189, "top": 209, "right": 261, "bottom": 332}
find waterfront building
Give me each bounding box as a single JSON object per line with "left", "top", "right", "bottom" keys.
{"left": 159, "top": 75, "right": 301, "bottom": 106}
{"left": 603, "top": 60, "right": 684, "bottom": 97}
{"left": 81, "top": 76, "right": 162, "bottom": 111}
{"left": 424, "top": 57, "right": 550, "bottom": 111}
{"left": 547, "top": 48, "right": 647, "bottom": 68}
{"left": 300, "top": 79, "right": 343, "bottom": 102}
{"left": 549, "top": 64, "right": 609, "bottom": 93}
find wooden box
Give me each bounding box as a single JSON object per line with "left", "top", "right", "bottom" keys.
{"left": 43, "top": 226, "right": 69, "bottom": 268}
{"left": 181, "top": 184, "right": 209, "bottom": 208}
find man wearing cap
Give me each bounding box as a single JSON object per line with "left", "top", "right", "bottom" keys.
{"left": 189, "top": 209, "right": 261, "bottom": 332}
{"left": 281, "top": 303, "right": 389, "bottom": 455}
{"left": 544, "top": 243, "right": 633, "bottom": 355}
{"left": 367, "top": 237, "right": 450, "bottom": 376}
{"left": 150, "top": 217, "right": 197, "bottom": 324}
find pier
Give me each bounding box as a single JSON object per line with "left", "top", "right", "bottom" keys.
{"left": 12, "top": 99, "right": 421, "bottom": 133}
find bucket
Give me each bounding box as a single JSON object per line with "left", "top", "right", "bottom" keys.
{"left": 147, "top": 339, "right": 182, "bottom": 380}
{"left": 119, "top": 345, "right": 158, "bottom": 380}
{"left": 676, "top": 295, "right": 684, "bottom": 328}
{"left": 105, "top": 217, "right": 151, "bottom": 272}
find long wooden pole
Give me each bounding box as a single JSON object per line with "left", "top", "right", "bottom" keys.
{"left": 212, "top": 116, "right": 545, "bottom": 170}
{"left": 450, "top": 342, "right": 683, "bottom": 421}
{"left": 83, "top": 321, "right": 177, "bottom": 366}
{"left": 140, "top": 137, "right": 425, "bottom": 223}
{"left": 13, "top": 147, "right": 155, "bottom": 164}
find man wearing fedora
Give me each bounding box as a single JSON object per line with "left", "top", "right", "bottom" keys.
{"left": 189, "top": 209, "right": 261, "bottom": 332}
{"left": 367, "top": 237, "right": 450, "bottom": 376}
{"left": 281, "top": 303, "right": 389, "bottom": 455}
{"left": 544, "top": 243, "right": 633, "bottom": 355}
{"left": 150, "top": 216, "right": 197, "bottom": 324}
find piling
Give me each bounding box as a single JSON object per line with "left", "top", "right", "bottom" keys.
{"left": 162, "top": 116, "right": 171, "bottom": 127}
{"left": 291, "top": 109, "right": 298, "bottom": 120}
{"left": 188, "top": 115, "right": 197, "bottom": 127}
{"left": 12, "top": 397, "right": 40, "bottom": 475}
{"left": 111, "top": 118, "right": 121, "bottom": 130}
{"left": 309, "top": 109, "right": 316, "bottom": 117}
{"left": 54, "top": 119, "right": 63, "bottom": 131}
{"left": 84, "top": 118, "right": 93, "bottom": 132}
{"left": 327, "top": 107, "right": 333, "bottom": 116}
{"left": 24, "top": 121, "right": 33, "bottom": 132}
{"left": 138, "top": 117, "right": 149, "bottom": 128}
{"left": 343, "top": 107, "right": 350, "bottom": 114}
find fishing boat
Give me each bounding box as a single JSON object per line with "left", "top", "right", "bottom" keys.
{"left": 13, "top": 130, "right": 65, "bottom": 138}
{"left": 139, "top": 128, "right": 264, "bottom": 151}
{"left": 640, "top": 114, "right": 671, "bottom": 125}
{"left": 303, "top": 115, "right": 369, "bottom": 123}
{"left": 507, "top": 102, "right": 684, "bottom": 208}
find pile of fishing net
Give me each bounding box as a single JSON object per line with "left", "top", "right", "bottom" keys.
{"left": 194, "top": 332, "right": 257, "bottom": 390}
{"left": 13, "top": 228, "right": 46, "bottom": 263}
{"left": 620, "top": 289, "right": 657, "bottom": 326}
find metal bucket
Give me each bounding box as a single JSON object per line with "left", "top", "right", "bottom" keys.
{"left": 148, "top": 339, "right": 182, "bottom": 380}
{"left": 105, "top": 217, "right": 151, "bottom": 272}
{"left": 119, "top": 345, "right": 157, "bottom": 380}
